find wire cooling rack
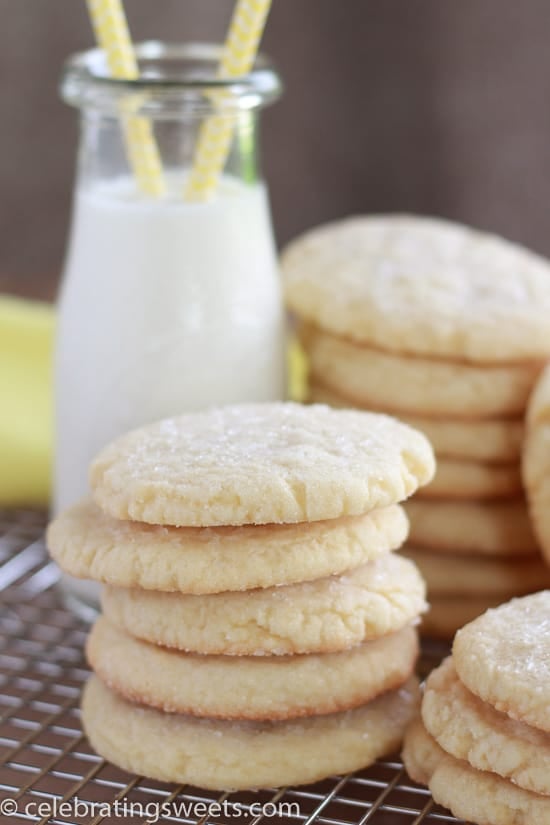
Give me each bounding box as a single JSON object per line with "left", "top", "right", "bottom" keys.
{"left": 0, "top": 508, "right": 464, "bottom": 825}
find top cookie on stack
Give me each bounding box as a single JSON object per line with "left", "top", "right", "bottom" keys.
{"left": 282, "top": 216, "right": 550, "bottom": 636}
{"left": 282, "top": 215, "right": 550, "bottom": 363}
{"left": 89, "top": 401, "right": 434, "bottom": 527}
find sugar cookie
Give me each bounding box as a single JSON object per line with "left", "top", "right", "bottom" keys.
{"left": 423, "top": 656, "right": 550, "bottom": 796}
{"left": 405, "top": 499, "right": 537, "bottom": 556}
{"left": 418, "top": 458, "right": 521, "bottom": 500}
{"left": 48, "top": 499, "right": 408, "bottom": 594}
{"left": 83, "top": 675, "right": 420, "bottom": 790}
{"left": 309, "top": 382, "right": 524, "bottom": 463}
{"left": 523, "top": 365, "right": 550, "bottom": 565}
{"left": 453, "top": 591, "right": 550, "bottom": 732}
{"left": 101, "top": 553, "right": 427, "bottom": 655}
{"left": 282, "top": 214, "right": 550, "bottom": 362}
{"left": 87, "top": 618, "right": 418, "bottom": 720}
{"left": 90, "top": 402, "right": 435, "bottom": 526}
{"left": 402, "top": 548, "right": 550, "bottom": 597}
{"left": 403, "top": 719, "right": 550, "bottom": 825}
{"left": 302, "top": 324, "right": 538, "bottom": 418}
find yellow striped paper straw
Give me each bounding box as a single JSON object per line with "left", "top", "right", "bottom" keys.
{"left": 185, "top": 0, "right": 272, "bottom": 201}
{"left": 86, "top": 0, "right": 165, "bottom": 196}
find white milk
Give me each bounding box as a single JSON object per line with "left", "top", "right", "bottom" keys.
{"left": 54, "top": 175, "right": 287, "bottom": 604}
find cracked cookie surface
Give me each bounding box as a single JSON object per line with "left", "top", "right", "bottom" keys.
{"left": 101, "top": 553, "right": 427, "bottom": 655}
{"left": 422, "top": 657, "right": 550, "bottom": 796}
{"left": 283, "top": 214, "right": 550, "bottom": 362}
{"left": 48, "top": 499, "right": 408, "bottom": 594}
{"left": 453, "top": 591, "right": 550, "bottom": 732}
{"left": 90, "top": 402, "right": 435, "bottom": 527}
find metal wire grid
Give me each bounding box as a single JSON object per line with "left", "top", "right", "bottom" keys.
{"left": 0, "top": 508, "right": 464, "bottom": 825}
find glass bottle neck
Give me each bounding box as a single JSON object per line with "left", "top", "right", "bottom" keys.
{"left": 76, "top": 106, "right": 262, "bottom": 195}
{"left": 62, "top": 42, "right": 280, "bottom": 198}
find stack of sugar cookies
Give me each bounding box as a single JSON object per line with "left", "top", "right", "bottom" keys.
{"left": 403, "top": 591, "right": 550, "bottom": 824}
{"left": 282, "top": 215, "right": 550, "bottom": 637}
{"left": 48, "top": 402, "right": 435, "bottom": 790}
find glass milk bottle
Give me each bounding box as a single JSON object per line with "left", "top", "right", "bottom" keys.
{"left": 54, "top": 43, "right": 287, "bottom": 613}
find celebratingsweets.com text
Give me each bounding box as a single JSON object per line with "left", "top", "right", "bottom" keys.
{"left": 0, "top": 795, "right": 302, "bottom": 822}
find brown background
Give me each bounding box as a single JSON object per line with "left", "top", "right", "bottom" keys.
{"left": 3, "top": 0, "right": 550, "bottom": 300}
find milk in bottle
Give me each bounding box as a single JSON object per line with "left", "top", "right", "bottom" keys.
{"left": 55, "top": 174, "right": 285, "bottom": 513}
{"left": 55, "top": 44, "right": 286, "bottom": 613}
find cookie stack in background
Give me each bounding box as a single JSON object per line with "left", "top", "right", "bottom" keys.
{"left": 523, "top": 363, "right": 550, "bottom": 568}
{"left": 403, "top": 592, "right": 550, "bottom": 824}
{"left": 48, "top": 402, "right": 435, "bottom": 790}
{"left": 282, "top": 215, "right": 550, "bottom": 638}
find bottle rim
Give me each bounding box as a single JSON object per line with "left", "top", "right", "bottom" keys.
{"left": 61, "top": 41, "right": 282, "bottom": 115}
